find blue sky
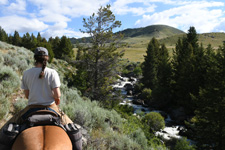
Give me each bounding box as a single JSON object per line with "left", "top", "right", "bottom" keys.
{"left": 0, "top": 0, "right": 225, "bottom": 39}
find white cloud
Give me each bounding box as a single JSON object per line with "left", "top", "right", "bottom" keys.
{"left": 0, "top": 0, "right": 8, "bottom": 5}
{"left": 4, "top": 0, "right": 26, "bottom": 15}
{"left": 28, "top": 0, "right": 110, "bottom": 17}
{"left": 40, "top": 21, "right": 89, "bottom": 39}
{"left": 111, "top": 0, "right": 199, "bottom": 16}
{"left": 39, "top": 10, "right": 71, "bottom": 22}
{"left": 135, "top": 1, "right": 225, "bottom": 33}
{"left": 112, "top": 0, "right": 156, "bottom": 15}
{"left": 0, "top": 16, "right": 48, "bottom": 34}
{"left": 41, "top": 24, "right": 89, "bottom": 39}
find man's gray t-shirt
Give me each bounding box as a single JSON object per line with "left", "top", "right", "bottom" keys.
{"left": 21, "top": 67, "right": 61, "bottom": 106}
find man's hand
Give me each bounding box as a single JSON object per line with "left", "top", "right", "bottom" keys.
{"left": 55, "top": 98, "right": 60, "bottom": 105}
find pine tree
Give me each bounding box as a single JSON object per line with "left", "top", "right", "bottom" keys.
{"left": 142, "top": 37, "right": 159, "bottom": 90}
{"left": 57, "top": 36, "right": 74, "bottom": 59}
{"left": 30, "top": 33, "right": 37, "bottom": 51}
{"left": 75, "top": 5, "right": 124, "bottom": 102}
{"left": 141, "top": 38, "right": 172, "bottom": 108}
{"left": 171, "top": 27, "right": 204, "bottom": 112}
{"left": 194, "top": 44, "right": 225, "bottom": 149}
{"left": 21, "top": 32, "right": 33, "bottom": 50}
{"left": 187, "top": 26, "right": 198, "bottom": 50}
{"left": 49, "top": 36, "right": 60, "bottom": 58}
{"left": 0, "top": 26, "right": 8, "bottom": 42}
{"left": 12, "top": 31, "right": 21, "bottom": 46}
{"left": 8, "top": 35, "right": 13, "bottom": 44}
{"left": 37, "top": 32, "right": 42, "bottom": 45}
{"left": 153, "top": 44, "right": 172, "bottom": 108}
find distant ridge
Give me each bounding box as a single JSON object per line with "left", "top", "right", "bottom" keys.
{"left": 117, "top": 24, "right": 185, "bottom": 38}
{"left": 70, "top": 24, "right": 185, "bottom": 44}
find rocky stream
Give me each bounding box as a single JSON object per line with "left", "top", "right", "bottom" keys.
{"left": 112, "top": 75, "right": 186, "bottom": 141}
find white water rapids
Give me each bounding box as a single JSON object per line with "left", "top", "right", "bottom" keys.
{"left": 113, "top": 75, "right": 183, "bottom": 140}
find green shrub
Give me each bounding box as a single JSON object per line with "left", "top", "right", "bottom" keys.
{"left": 0, "top": 95, "right": 10, "bottom": 120}
{"left": 59, "top": 85, "right": 123, "bottom": 130}
{"left": 3, "top": 54, "right": 16, "bottom": 66}
{"left": 142, "top": 112, "right": 165, "bottom": 132}
{"left": 114, "top": 104, "right": 134, "bottom": 118}
{"left": 0, "top": 54, "right": 4, "bottom": 64}
{"left": 130, "top": 128, "right": 148, "bottom": 149}
{"left": 174, "top": 138, "right": 196, "bottom": 150}
{"left": 0, "top": 41, "right": 10, "bottom": 49}
{"left": 141, "top": 88, "right": 152, "bottom": 101}
{"left": 133, "top": 65, "right": 142, "bottom": 76}
{"left": 0, "top": 66, "right": 20, "bottom": 95}
{"left": 3, "top": 51, "right": 30, "bottom": 73}
{"left": 13, "top": 98, "right": 28, "bottom": 114}
{"left": 122, "top": 115, "right": 143, "bottom": 135}
{"left": 86, "top": 127, "right": 142, "bottom": 150}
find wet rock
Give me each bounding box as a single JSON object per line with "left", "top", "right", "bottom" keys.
{"left": 132, "top": 99, "right": 143, "bottom": 105}
{"left": 127, "top": 90, "right": 133, "bottom": 96}
{"left": 124, "top": 83, "right": 133, "bottom": 91}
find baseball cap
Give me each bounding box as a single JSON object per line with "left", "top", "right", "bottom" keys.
{"left": 34, "top": 47, "right": 48, "bottom": 56}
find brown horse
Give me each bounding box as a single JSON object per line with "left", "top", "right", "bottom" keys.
{"left": 12, "top": 125, "right": 72, "bottom": 150}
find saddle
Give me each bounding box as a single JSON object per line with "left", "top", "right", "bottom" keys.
{"left": 23, "top": 109, "right": 61, "bottom": 127}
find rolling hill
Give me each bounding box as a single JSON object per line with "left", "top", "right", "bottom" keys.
{"left": 117, "top": 24, "right": 185, "bottom": 38}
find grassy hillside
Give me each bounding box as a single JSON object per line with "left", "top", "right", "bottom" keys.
{"left": 72, "top": 25, "right": 225, "bottom": 62}
{"left": 0, "top": 41, "right": 167, "bottom": 150}
{"left": 121, "top": 32, "right": 225, "bottom": 62}
{"left": 160, "top": 32, "right": 225, "bottom": 49}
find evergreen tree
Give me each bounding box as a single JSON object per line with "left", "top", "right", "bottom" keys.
{"left": 8, "top": 35, "right": 13, "bottom": 44}
{"left": 75, "top": 5, "right": 124, "bottom": 102}
{"left": 193, "top": 44, "right": 225, "bottom": 149}
{"left": 171, "top": 26, "right": 204, "bottom": 112}
{"left": 49, "top": 36, "right": 60, "bottom": 58}
{"left": 187, "top": 26, "right": 198, "bottom": 50}
{"left": 57, "top": 36, "right": 74, "bottom": 59}
{"left": 141, "top": 38, "right": 171, "bottom": 108}
{"left": 153, "top": 44, "right": 172, "bottom": 108}
{"left": 0, "top": 26, "right": 8, "bottom": 42}
{"left": 142, "top": 37, "right": 159, "bottom": 90}
{"left": 37, "top": 32, "right": 42, "bottom": 45}
{"left": 30, "top": 33, "right": 37, "bottom": 51}
{"left": 12, "top": 30, "right": 21, "bottom": 46}
{"left": 21, "top": 32, "right": 33, "bottom": 50}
